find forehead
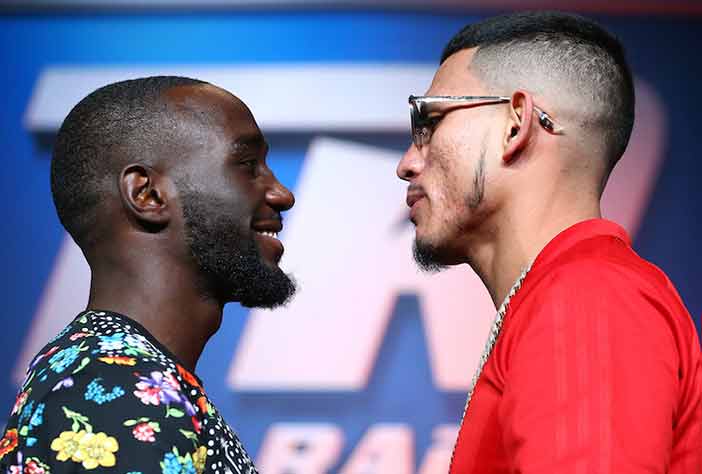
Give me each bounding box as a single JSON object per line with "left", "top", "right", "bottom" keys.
{"left": 164, "top": 84, "right": 262, "bottom": 140}
{"left": 427, "top": 48, "right": 487, "bottom": 96}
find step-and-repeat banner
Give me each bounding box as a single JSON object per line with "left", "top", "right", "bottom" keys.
{"left": 1, "top": 6, "right": 700, "bottom": 473}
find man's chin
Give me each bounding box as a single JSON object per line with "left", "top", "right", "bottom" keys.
{"left": 413, "top": 238, "right": 449, "bottom": 273}
{"left": 235, "top": 270, "right": 298, "bottom": 309}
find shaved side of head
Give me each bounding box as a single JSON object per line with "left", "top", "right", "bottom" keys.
{"left": 442, "top": 12, "right": 635, "bottom": 185}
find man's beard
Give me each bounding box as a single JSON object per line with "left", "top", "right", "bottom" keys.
{"left": 180, "top": 189, "right": 296, "bottom": 309}
{"left": 413, "top": 239, "right": 448, "bottom": 273}
{"left": 413, "top": 150, "right": 486, "bottom": 273}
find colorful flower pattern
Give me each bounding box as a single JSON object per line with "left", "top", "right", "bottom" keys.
{"left": 0, "top": 310, "right": 258, "bottom": 473}
{"left": 134, "top": 371, "right": 182, "bottom": 406}
{"left": 132, "top": 423, "right": 157, "bottom": 443}
{"left": 11, "top": 389, "right": 30, "bottom": 416}
{"left": 48, "top": 345, "right": 82, "bottom": 373}
{"left": 71, "top": 431, "right": 119, "bottom": 469}
{"left": 0, "top": 429, "right": 19, "bottom": 461}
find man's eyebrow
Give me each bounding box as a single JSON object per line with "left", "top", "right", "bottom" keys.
{"left": 231, "top": 133, "right": 268, "bottom": 154}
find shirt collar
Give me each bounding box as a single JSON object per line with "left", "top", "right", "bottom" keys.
{"left": 83, "top": 309, "right": 206, "bottom": 388}
{"left": 532, "top": 218, "right": 631, "bottom": 270}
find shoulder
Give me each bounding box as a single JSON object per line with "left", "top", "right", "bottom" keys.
{"left": 16, "top": 312, "right": 165, "bottom": 402}
{"left": 522, "top": 233, "right": 687, "bottom": 317}
{"left": 507, "top": 242, "right": 696, "bottom": 360}
{"left": 1, "top": 312, "right": 213, "bottom": 472}
{"left": 16, "top": 350, "right": 198, "bottom": 429}
{"left": 4, "top": 358, "right": 204, "bottom": 472}
{"left": 9, "top": 310, "right": 202, "bottom": 444}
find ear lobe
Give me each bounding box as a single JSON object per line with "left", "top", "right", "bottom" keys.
{"left": 502, "top": 90, "right": 535, "bottom": 164}
{"left": 120, "top": 164, "right": 170, "bottom": 229}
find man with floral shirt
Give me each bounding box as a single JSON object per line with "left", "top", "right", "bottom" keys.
{"left": 0, "top": 76, "right": 296, "bottom": 473}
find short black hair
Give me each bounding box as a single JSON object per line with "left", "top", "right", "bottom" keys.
{"left": 441, "top": 11, "right": 635, "bottom": 172}
{"left": 51, "top": 76, "right": 207, "bottom": 247}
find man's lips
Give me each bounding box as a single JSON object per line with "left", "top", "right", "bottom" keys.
{"left": 406, "top": 186, "right": 427, "bottom": 208}
{"left": 406, "top": 193, "right": 425, "bottom": 208}
{"left": 406, "top": 188, "right": 427, "bottom": 223}
{"left": 252, "top": 219, "right": 284, "bottom": 259}
{"left": 252, "top": 219, "right": 283, "bottom": 236}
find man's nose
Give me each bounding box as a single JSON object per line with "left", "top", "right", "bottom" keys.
{"left": 265, "top": 177, "right": 295, "bottom": 212}
{"left": 397, "top": 144, "right": 425, "bottom": 181}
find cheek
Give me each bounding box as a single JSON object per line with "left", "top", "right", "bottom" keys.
{"left": 420, "top": 166, "right": 471, "bottom": 239}
{"left": 428, "top": 148, "right": 475, "bottom": 212}
{"left": 227, "top": 178, "right": 264, "bottom": 213}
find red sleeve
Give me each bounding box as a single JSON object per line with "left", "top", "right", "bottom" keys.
{"left": 497, "top": 261, "right": 681, "bottom": 473}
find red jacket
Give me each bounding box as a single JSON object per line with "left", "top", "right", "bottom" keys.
{"left": 450, "top": 219, "right": 702, "bottom": 474}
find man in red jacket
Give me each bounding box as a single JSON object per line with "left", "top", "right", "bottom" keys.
{"left": 397, "top": 11, "right": 701, "bottom": 473}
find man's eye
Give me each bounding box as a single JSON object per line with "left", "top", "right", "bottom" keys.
{"left": 418, "top": 115, "right": 440, "bottom": 128}
{"left": 240, "top": 159, "right": 258, "bottom": 175}
{"left": 427, "top": 116, "right": 442, "bottom": 127}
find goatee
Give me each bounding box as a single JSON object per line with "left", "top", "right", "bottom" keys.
{"left": 413, "top": 238, "right": 448, "bottom": 273}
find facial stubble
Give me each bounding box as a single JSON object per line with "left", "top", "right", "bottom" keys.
{"left": 413, "top": 141, "right": 487, "bottom": 272}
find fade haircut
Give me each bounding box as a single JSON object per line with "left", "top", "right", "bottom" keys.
{"left": 442, "top": 11, "right": 635, "bottom": 174}
{"left": 51, "top": 76, "right": 208, "bottom": 247}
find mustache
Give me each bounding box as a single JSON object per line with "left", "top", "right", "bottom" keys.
{"left": 253, "top": 214, "right": 284, "bottom": 223}
{"left": 407, "top": 184, "right": 425, "bottom": 195}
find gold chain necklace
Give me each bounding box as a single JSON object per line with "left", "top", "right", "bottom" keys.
{"left": 448, "top": 264, "right": 532, "bottom": 472}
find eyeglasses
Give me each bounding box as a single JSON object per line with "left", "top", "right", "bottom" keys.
{"left": 408, "top": 95, "right": 564, "bottom": 149}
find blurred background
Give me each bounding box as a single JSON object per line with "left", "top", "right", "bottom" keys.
{"left": 1, "top": 1, "right": 700, "bottom": 472}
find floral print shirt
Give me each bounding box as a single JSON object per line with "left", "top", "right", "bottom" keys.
{"left": 0, "top": 310, "right": 258, "bottom": 474}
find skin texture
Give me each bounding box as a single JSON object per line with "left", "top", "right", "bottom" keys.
{"left": 397, "top": 48, "right": 604, "bottom": 307}
{"left": 85, "top": 84, "right": 295, "bottom": 372}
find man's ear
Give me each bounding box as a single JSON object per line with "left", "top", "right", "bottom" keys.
{"left": 119, "top": 164, "right": 170, "bottom": 229}
{"left": 502, "top": 89, "right": 535, "bottom": 164}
